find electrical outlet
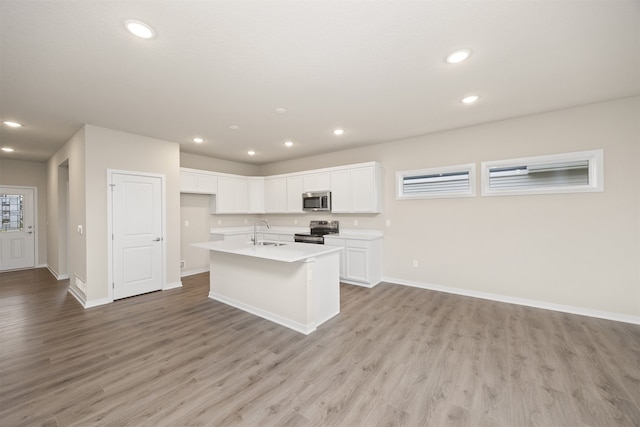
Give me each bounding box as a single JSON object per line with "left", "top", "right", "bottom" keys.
{"left": 180, "top": 260, "right": 185, "bottom": 269}
{"left": 294, "top": 218, "right": 298, "bottom": 225}
{"left": 184, "top": 220, "right": 189, "bottom": 227}
{"left": 412, "top": 260, "right": 419, "bottom": 267}
{"left": 244, "top": 218, "right": 248, "bottom": 224}
{"left": 354, "top": 219, "right": 359, "bottom": 226}
{"left": 386, "top": 219, "right": 391, "bottom": 227}
{"left": 217, "top": 219, "right": 222, "bottom": 225}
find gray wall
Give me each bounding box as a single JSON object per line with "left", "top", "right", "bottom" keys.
{"left": 0, "top": 158, "right": 48, "bottom": 266}
{"left": 258, "top": 97, "right": 638, "bottom": 318}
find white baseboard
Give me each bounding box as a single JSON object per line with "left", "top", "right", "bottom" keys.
{"left": 181, "top": 267, "right": 209, "bottom": 278}
{"left": 382, "top": 276, "right": 640, "bottom": 325}
{"left": 67, "top": 285, "right": 87, "bottom": 307}
{"left": 84, "top": 297, "right": 112, "bottom": 309}
{"left": 209, "top": 291, "right": 315, "bottom": 335}
{"left": 164, "top": 281, "right": 183, "bottom": 290}
{"left": 46, "top": 264, "right": 69, "bottom": 280}
{"left": 340, "top": 279, "right": 380, "bottom": 288}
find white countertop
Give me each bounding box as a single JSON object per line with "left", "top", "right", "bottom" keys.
{"left": 209, "top": 226, "right": 383, "bottom": 240}
{"left": 325, "top": 230, "right": 383, "bottom": 241}
{"left": 192, "top": 239, "right": 343, "bottom": 263}
{"left": 209, "top": 226, "right": 308, "bottom": 235}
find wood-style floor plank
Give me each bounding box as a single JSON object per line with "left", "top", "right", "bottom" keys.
{"left": 1, "top": 268, "right": 639, "bottom": 426}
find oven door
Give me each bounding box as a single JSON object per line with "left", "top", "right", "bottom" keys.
{"left": 294, "top": 234, "right": 324, "bottom": 244}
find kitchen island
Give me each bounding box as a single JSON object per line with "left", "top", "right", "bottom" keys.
{"left": 192, "top": 240, "right": 342, "bottom": 334}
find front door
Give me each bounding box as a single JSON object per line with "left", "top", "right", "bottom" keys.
{"left": 111, "top": 173, "right": 164, "bottom": 300}
{"left": 0, "top": 187, "right": 35, "bottom": 271}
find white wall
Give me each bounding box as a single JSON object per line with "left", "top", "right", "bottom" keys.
{"left": 259, "top": 97, "right": 640, "bottom": 319}
{"left": 0, "top": 158, "right": 48, "bottom": 266}
{"left": 179, "top": 153, "right": 263, "bottom": 275}
{"left": 46, "top": 127, "right": 86, "bottom": 282}
{"left": 85, "top": 125, "right": 182, "bottom": 301}
{"left": 46, "top": 125, "right": 181, "bottom": 305}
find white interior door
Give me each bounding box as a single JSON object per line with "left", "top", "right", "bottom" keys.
{"left": 112, "top": 173, "right": 164, "bottom": 300}
{"left": 0, "top": 187, "right": 35, "bottom": 271}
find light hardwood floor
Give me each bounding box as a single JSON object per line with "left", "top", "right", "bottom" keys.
{"left": 1, "top": 268, "right": 638, "bottom": 426}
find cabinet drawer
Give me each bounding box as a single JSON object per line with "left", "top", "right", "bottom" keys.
{"left": 346, "top": 239, "right": 369, "bottom": 249}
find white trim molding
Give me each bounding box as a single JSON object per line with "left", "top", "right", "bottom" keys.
{"left": 481, "top": 149, "right": 604, "bottom": 196}
{"left": 209, "top": 292, "right": 316, "bottom": 335}
{"left": 46, "top": 264, "right": 69, "bottom": 280}
{"left": 382, "top": 276, "right": 640, "bottom": 325}
{"left": 181, "top": 267, "right": 209, "bottom": 278}
{"left": 164, "top": 281, "right": 183, "bottom": 290}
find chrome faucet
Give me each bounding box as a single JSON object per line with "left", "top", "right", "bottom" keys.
{"left": 253, "top": 219, "right": 270, "bottom": 245}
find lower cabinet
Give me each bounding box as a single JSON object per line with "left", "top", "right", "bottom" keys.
{"left": 324, "top": 237, "right": 382, "bottom": 287}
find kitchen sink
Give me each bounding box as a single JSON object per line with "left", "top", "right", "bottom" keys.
{"left": 254, "top": 241, "right": 287, "bottom": 247}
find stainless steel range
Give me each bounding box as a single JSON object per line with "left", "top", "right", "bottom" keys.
{"left": 294, "top": 220, "right": 339, "bottom": 244}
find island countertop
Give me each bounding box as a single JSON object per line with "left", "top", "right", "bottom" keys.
{"left": 192, "top": 240, "right": 342, "bottom": 263}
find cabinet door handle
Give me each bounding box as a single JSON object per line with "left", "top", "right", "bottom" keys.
{"left": 153, "top": 237, "right": 162, "bottom": 242}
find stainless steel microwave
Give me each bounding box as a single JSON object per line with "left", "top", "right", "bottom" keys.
{"left": 302, "top": 191, "right": 331, "bottom": 212}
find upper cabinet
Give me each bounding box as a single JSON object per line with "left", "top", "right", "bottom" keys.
{"left": 303, "top": 172, "right": 331, "bottom": 192}
{"left": 212, "top": 175, "right": 248, "bottom": 214}
{"left": 180, "top": 169, "right": 217, "bottom": 194}
{"left": 286, "top": 176, "right": 304, "bottom": 213}
{"left": 248, "top": 177, "right": 265, "bottom": 214}
{"left": 331, "top": 163, "right": 381, "bottom": 213}
{"left": 265, "top": 177, "right": 288, "bottom": 213}
{"left": 181, "top": 161, "right": 382, "bottom": 214}
{"left": 264, "top": 175, "right": 303, "bottom": 213}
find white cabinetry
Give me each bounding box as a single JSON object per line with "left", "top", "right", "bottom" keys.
{"left": 324, "top": 236, "right": 382, "bottom": 287}
{"left": 180, "top": 170, "right": 217, "bottom": 194}
{"left": 303, "top": 172, "right": 331, "bottom": 192}
{"left": 331, "top": 164, "right": 381, "bottom": 213}
{"left": 248, "top": 177, "right": 265, "bottom": 214}
{"left": 183, "top": 161, "right": 381, "bottom": 214}
{"left": 265, "top": 177, "right": 288, "bottom": 213}
{"left": 212, "top": 176, "right": 248, "bottom": 214}
{"left": 287, "top": 176, "right": 304, "bottom": 213}
{"left": 329, "top": 169, "right": 351, "bottom": 212}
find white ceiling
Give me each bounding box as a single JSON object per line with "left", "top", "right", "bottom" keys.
{"left": 1, "top": 1, "right": 638, "bottom": 164}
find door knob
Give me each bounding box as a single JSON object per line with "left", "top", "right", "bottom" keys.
{"left": 153, "top": 237, "right": 162, "bottom": 241}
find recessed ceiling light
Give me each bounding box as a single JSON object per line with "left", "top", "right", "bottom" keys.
{"left": 275, "top": 108, "right": 286, "bottom": 114}
{"left": 230, "top": 125, "right": 240, "bottom": 130}
{"left": 461, "top": 95, "right": 480, "bottom": 104}
{"left": 333, "top": 128, "right": 345, "bottom": 136}
{"left": 3, "top": 121, "right": 22, "bottom": 128}
{"left": 446, "top": 49, "right": 472, "bottom": 64}
{"left": 125, "top": 20, "right": 155, "bottom": 39}
{"left": 192, "top": 137, "right": 204, "bottom": 143}
{"left": 1, "top": 147, "right": 15, "bottom": 152}
{"left": 247, "top": 150, "right": 256, "bottom": 156}
{"left": 284, "top": 141, "right": 294, "bottom": 147}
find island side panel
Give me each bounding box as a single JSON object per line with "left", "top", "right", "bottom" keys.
{"left": 312, "top": 251, "right": 341, "bottom": 326}
{"left": 208, "top": 251, "right": 314, "bottom": 334}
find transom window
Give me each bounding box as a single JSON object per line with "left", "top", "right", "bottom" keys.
{"left": 481, "top": 150, "right": 603, "bottom": 196}
{"left": 396, "top": 164, "right": 476, "bottom": 199}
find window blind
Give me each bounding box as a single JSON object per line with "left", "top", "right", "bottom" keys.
{"left": 488, "top": 160, "right": 589, "bottom": 190}
{"left": 402, "top": 171, "right": 470, "bottom": 195}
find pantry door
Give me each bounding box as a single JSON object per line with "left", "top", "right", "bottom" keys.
{"left": 111, "top": 172, "right": 164, "bottom": 300}
{"left": 0, "top": 187, "right": 36, "bottom": 271}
